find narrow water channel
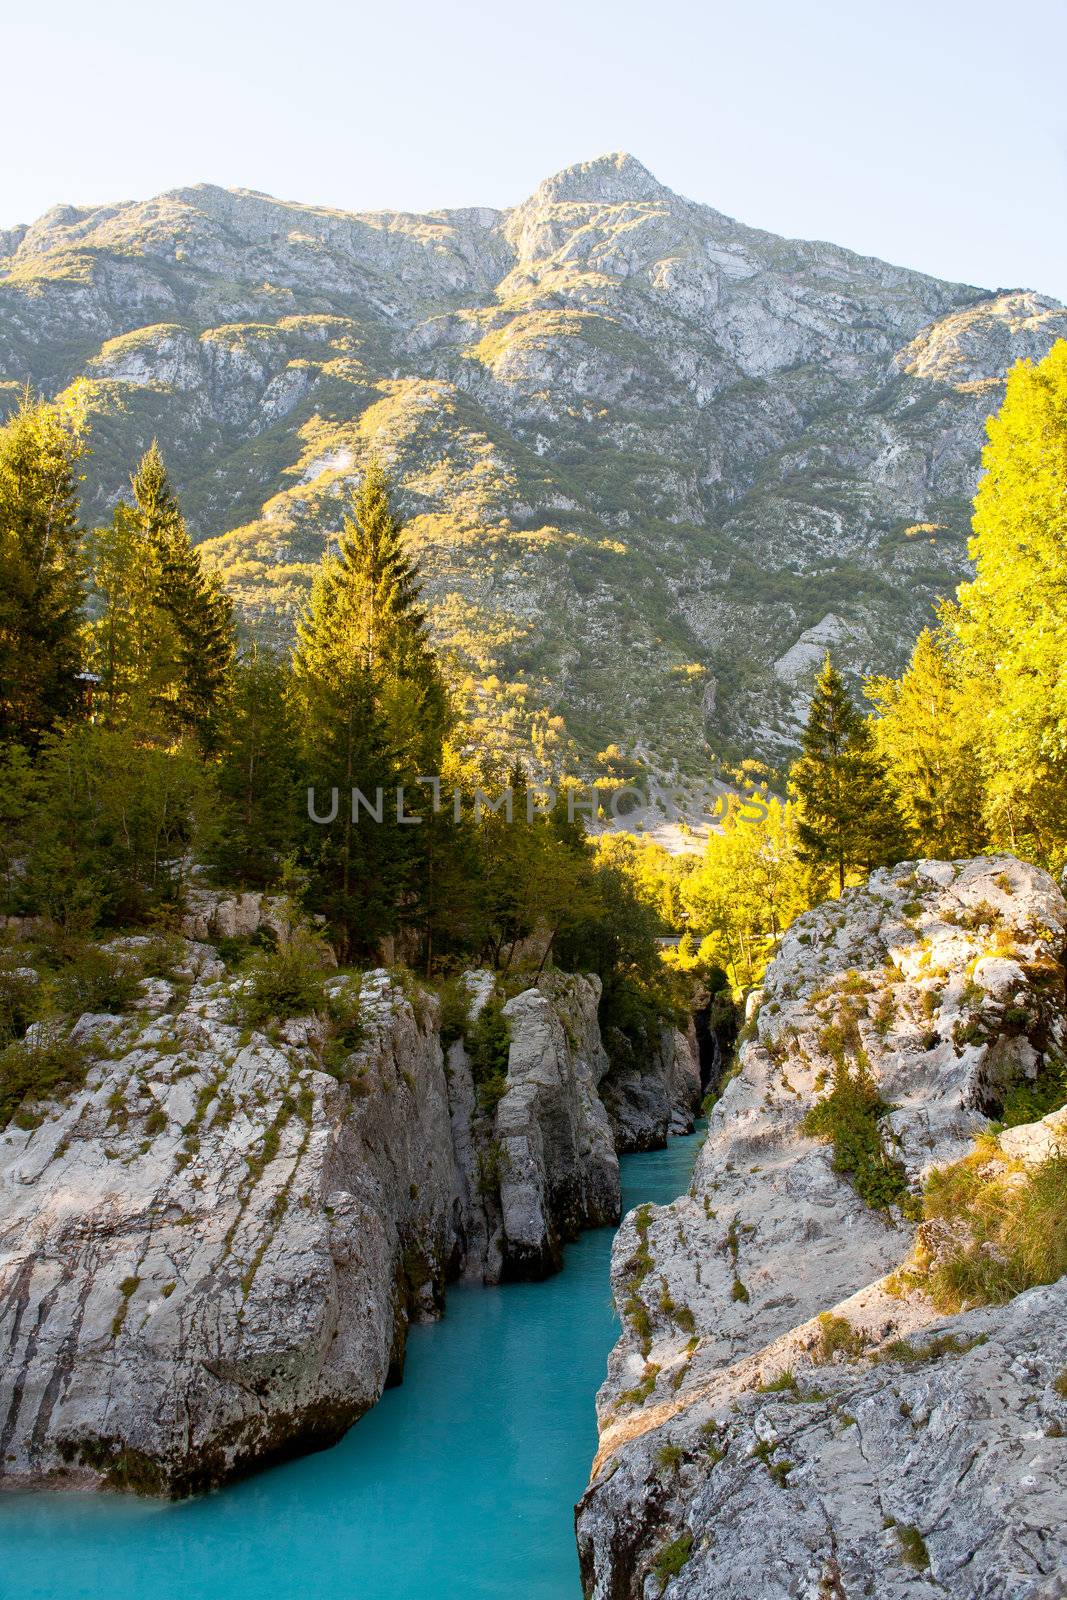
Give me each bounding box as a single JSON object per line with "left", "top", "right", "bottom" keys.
{"left": 1, "top": 1127, "right": 703, "bottom": 1600}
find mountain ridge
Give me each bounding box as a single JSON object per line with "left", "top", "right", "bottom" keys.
{"left": 2, "top": 154, "right": 1064, "bottom": 779}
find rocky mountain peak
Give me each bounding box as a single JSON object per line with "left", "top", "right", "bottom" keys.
{"left": 518, "top": 151, "right": 671, "bottom": 210}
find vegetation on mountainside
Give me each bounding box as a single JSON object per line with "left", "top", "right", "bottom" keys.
{"left": 0, "top": 340, "right": 1065, "bottom": 1117}
{"left": 668, "top": 340, "right": 1067, "bottom": 997}
{"left": 0, "top": 406, "right": 684, "bottom": 1079}
{"left": 892, "top": 1135, "right": 1067, "bottom": 1312}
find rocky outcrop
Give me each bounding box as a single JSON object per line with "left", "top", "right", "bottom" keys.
{"left": 0, "top": 951, "right": 693, "bottom": 1494}
{"left": 0, "top": 960, "right": 454, "bottom": 1494}
{"left": 446, "top": 971, "right": 633, "bottom": 1282}
{"left": 179, "top": 887, "right": 301, "bottom": 947}
{"left": 602, "top": 1022, "right": 703, "bottom": 1152}
{"left": 577, "top": 856, "right": 1067, "bottom": 1598}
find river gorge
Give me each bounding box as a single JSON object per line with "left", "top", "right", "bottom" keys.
{"left": 1, "top": 1132, "right": 703, "bottom": 1600}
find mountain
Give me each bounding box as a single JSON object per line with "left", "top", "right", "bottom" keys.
{"left": 2, "top": 152, "right": 1063, "bottom": 778}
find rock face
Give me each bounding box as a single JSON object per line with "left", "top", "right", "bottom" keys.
{"left": 0, "top": 960, "right": 454, "bottom": 1494}
{"left": 602, "top": 1022, "right": 703, "bottom": 1152}
{"left": 3, "top": 154, "right": 1064, "bottom": 769}
{"left": 0, "top": 954, "right": 699, "bottom": 1493}
{"left": 577, "top": 856, "right": 1067, "bottom": 1598}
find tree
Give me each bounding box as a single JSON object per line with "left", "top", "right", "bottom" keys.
{"left": 15, "top": 724, "right": 209, "bottom": 929}
{"left": 85, "top": 502, "right": 173, "bottom": 732}
{"left": 130, "top": 443, "right": 236, "bottom": 751}
{"left": 214, "top": 649, "right": 302, "bottom": 887}
{"left": 291, "top": 461, "right": 448, "bottom": 957}
{"left": 790, "top": 654, "right": 905, "bottom": 894}
{"left": 317, "top": 458, "right": 449, "bottom": 773}
{"left": 682, "top": 802, "right": 806, "bottom": 992}
{"left": 0, "top": 392, "right": 86, "bottom": 745}
{"left": 951, "top": 340, "right": 1067, "bottom": 866}
{"left": 867, "top": 627, "right": 987, "bottom": 859}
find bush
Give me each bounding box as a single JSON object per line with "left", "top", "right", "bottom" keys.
{"left": 802, "top": 1059, "right": 911, "bottom": 1211}
{"left": 437, "top": 975, "right": 472, "bottom": 1048}
{"left": 467, "top": 993, "right": 511, "bottom": 1084}
{"left": 233, "top": 932, "right": 330, "bottom": 1028}
{"left": 321, "top": 983, "right": 365, "bottom": 1078}
{"left": 0, "top": 963, "right": 41, "bottom": 1044}
{"left": 0, "top": 1025, "right": 89, "bottom": 1128}
{"left": 476, "top": 1070, "right": 509, "bottom": 1116}
{"left": 56, "top": 947, "right": 141, "bottom": 1016}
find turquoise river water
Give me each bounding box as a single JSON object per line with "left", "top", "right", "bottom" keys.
{"left": 0, "top": 1127, "right": 702, "bottom": 1600}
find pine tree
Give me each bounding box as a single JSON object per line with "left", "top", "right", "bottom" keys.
{"left": 129, "top": 443, "right": 236, "bottom": 751}
{"left": 790, "top": 654, "right": 905, "bottom": 894}
{"left": 291, "top": 461, "right": 449, "bottom": 957}
{"left": 85, "top": 502, "right": 173, "bottom": 731}
{"left": 328, "top": 457, "right": 450, "bottom": 774}
{"left": 0, "top": 393, "right": 86, "bottom": 745}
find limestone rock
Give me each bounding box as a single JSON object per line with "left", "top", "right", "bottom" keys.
{"left": 578, "top": 855, "right": 1067, "bottom": 1598}
{"left": 0, "top": 964, "right": 454, "bottom": 1494}
{"left": 4, "top": 159, "right": 1065, "bottom": 771}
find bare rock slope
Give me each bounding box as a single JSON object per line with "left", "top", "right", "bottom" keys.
{"left": 578, "top": 856, "right": 1067, "bottom": 1598}
{"left": 4, "top": 154, "right": 1065, "bottom": 765}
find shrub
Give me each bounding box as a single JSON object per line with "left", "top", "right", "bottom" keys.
{"left": 476, "top": 1070, "right": 509, "bottom": 1116}
{"left": 437, "top": 975, "right": 472, "bottom": 1048}
{"left": 802, "top": 1059, "right": 910, "bottom": 1211}
{"left": 0, "top": 963, "right": 41, "bottom": 1044}
{"left": 321, "top": 982, "right": 364, "bottom": 1077}
{"left": 0, "top": 1025, "right": 89, "bottom": 1128}
{"left": 467, "top": 992, "right": 511, "bottom": 1083}
{"left": 233, "top": 932, "right": 330, "bottom": 1028}
{"left": 56, "top": 947, "right": 141, "bottom": 1016}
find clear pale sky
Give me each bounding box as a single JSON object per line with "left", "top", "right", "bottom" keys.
{"left": 5, "top": 0, "right": 1065, "bottom": 299}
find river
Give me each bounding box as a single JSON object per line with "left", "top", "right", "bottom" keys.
{"left": 0, "top": 1127, "right": 702, "bottom": 1600}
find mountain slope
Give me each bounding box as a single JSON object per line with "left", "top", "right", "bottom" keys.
{"left": 2, "top": 152, "right": 1063, "bottom": 774}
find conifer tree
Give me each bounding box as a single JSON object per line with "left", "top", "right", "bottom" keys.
{"left": 129, "top": 442, "right": 236, "bottom": 751}
{"left": 214, "top": 648, "right": 301, "bottom": 887}
{"left": 86, "top": 502, "right": 173, "bottom": 730}
{"left": 790, "top": 654, "right": 905, "bottom": 894}
{"left": 291, "top": 461, "right": 448, "bottom": 956}
{"left": 0, "top": 393, "right": 86, "bottom": 745}
{"left": 329, "top": 457, "right": 450, "bottom": 774}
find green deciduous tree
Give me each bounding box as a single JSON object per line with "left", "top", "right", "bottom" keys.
{"left": 952, "top": 340, "right": 1067, "bottom": 866}
{"left": 866, "top": 627, "right": 987, "bottom": 859}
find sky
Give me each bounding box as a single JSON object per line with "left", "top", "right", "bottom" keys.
{"left": 4, "top": 0, "right": 1065, "bottom": 299}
